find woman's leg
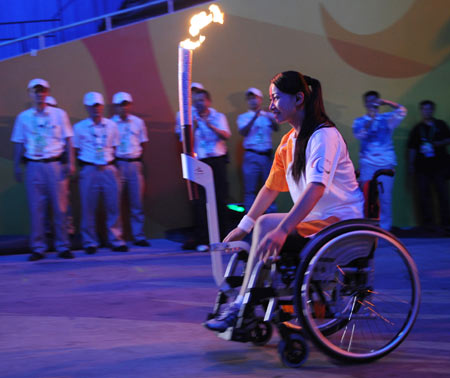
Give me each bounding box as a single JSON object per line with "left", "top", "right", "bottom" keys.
{"left": 205, "top": 213, "right": 285, "bottom": 331}
{"left": 205, "top": 213, "right": 305, "bottom": 331}
{"left": 239, "top": 213, "right": 286, "bottom": 297}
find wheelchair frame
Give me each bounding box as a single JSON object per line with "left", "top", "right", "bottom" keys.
{"left": 181, "top": 154, "right": 421, "bottom": 368}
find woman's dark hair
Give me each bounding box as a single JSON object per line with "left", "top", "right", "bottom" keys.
{"left": 271, "top": 71, "right": 335, "bottom": 182}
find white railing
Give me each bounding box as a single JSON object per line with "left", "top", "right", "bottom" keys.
{"left": 0, "top": 0, "right": 180, "bottom": 60}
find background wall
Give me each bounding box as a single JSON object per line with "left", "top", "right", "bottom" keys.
{"left": 1, "top": 0, "right": 449, "bottom": 237}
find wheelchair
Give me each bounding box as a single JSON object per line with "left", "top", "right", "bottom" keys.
{"left": 206, "top": 169, "right": 421, "bottom": 368}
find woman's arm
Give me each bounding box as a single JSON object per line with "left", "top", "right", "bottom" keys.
{"left": 247, "top": 185, "right": 279, "bottom": 220}
{"left": 223, "top": 185, "right": 279, "bottom": 242}
{"left": 258, "top": 182, "right": 325, "bottom": 261}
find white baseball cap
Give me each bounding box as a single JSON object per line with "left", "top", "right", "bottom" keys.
{"left": 191, "top": 82, "right": 205, "bottom": 90}
{"left": 112, "top": 92, "right": 133, "bottom": 104}
{"left": 45, "top": 96, "right": 57, "bottom": 106}
{"left": 246, "top": 87, "right": 263, "bottom": 98}
{"left": 28, "top": 78, "right": 50, "bottom": 89}
{"left": 84, "top": 92, "right": 104, "bottom": 106}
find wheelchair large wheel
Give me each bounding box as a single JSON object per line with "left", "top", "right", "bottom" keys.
{"left": 295, "top": 223, "right": 421, "bottom": 363}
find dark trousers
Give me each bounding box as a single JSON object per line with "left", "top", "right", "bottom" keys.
{"left": 416, "top": 169, "right": 450, "bottom": 227}
{"left": 193, "top": 155, "right": 230, "bottom": 243}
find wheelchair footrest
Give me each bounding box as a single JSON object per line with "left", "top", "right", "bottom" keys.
{"left": 217, "top": 317, "right": 260, "bottom": 343}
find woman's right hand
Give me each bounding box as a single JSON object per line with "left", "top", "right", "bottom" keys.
{"left": 223, "top": 227, "right": 248, "bottom": 243}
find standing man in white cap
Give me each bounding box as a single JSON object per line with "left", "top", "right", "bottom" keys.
{"left": 73, "top": 92, "right": 127, "bottom": 254}
{"left": 112, "top": 92, "right": 150, "bottom": 246}
{"left": 181, "top": 88, "right": 232, "bottom": 251}
{"left": 11, "top": 78, "right": 74, "bottom": 261}
{"left": 237, "top": 87, "right": 279, "bottom": 213}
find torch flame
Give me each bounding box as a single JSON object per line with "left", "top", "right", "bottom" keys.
{"left": 180, "top": 4, "right": 224, "bottom": 50}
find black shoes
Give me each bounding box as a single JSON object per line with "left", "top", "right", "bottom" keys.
{"left": 58, "top": 250, "right": 74, "bottom": 259}
{"left": 134, "top": 239, "right": 150, "bottom": 247}
{"left": 85, "top": 246, "right": 97, "bottom": 255}
{"left": 29, "top": 251, "right": 73, "bottom": 260}
{"left": 28, "top": 252, "right": 45, "bottom": 261}
{"left": 112, "top": 245, "right": 128, "bottom": 252}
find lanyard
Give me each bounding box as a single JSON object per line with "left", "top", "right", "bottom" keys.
{"left": 34, "top": 112, "right": 50, "bottom": 135}
{"left": 118, "top": 119, "right": 131, "bottom": 138}
{"left": 419, "top": 122, "right": 435, "bottom": 142}
{"left": 90, "top": 123, "right": 107, "bottom": 149}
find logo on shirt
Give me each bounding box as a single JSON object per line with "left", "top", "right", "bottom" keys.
{"left": 311, "top": 157, "right": 332, "bottom": 174}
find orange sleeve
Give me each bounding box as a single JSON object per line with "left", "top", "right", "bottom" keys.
{"left": 265, "top": 130, "right": 293, "bottom": 192}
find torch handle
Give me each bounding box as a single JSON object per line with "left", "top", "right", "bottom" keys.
{"left": 181, "top": 123, "right": 198, "bottom": 199}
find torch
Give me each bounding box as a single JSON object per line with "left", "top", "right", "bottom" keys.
{"left": 178, "top": 5, "right": 230, "bottom": 286}
{"left": 178, "top": 4, "right": 224, "bottom": 199}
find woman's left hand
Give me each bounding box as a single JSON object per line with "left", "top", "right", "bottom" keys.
{"left": 256, "top": 227, "right": 289, "bottom": 264}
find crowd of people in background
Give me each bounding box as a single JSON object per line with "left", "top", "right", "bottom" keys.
{"left": 10, "top": 77, "right": 450, "bottom": 261}
{"left": 11, "top": 78, "right": 149, "bottom": 261}
{"left": 352, "top": 92, "right": 450, "bottom": 235}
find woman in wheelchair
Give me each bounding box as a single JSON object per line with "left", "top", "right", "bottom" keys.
{"left": 204, "top": 70, "right": 364, "bottom": 332}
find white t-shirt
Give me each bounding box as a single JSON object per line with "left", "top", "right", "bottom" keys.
{"left": 73, "top": 117, "right": 120, "bottom": 165}
{"left": 111, "top": 114, "right": 148, "bottom": 159}
{"left": 175, "top": 107, "right": 230, "bottom": 160}
{"left": 267, "top": 127, "right": 364, "bottom": 223}
{"left": 352, "top": 107, "right": 407, "bottom": 167}
{"left": 11, "top": 106, "right": 73, "bottom": 159}
{"left": 193, "top": 108, "right": 230, "bottom": 159}
{"left": 237, "top": 110, "right": 276, "bottom": 151}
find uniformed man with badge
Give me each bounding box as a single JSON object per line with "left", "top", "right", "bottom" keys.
{"left": 11, "top": 78, "right": 74, "bottom": 261}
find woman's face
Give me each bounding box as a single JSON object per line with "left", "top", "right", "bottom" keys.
{"left": 269, "top": 83, "right": 300, "bottom": 124}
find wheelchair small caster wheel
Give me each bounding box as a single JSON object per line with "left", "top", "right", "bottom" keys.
{"left": 250, "top": 320, "right": 273, "bottom": 346}
{"left": 278, "top": 333, "right": 309, "bottom": 368}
